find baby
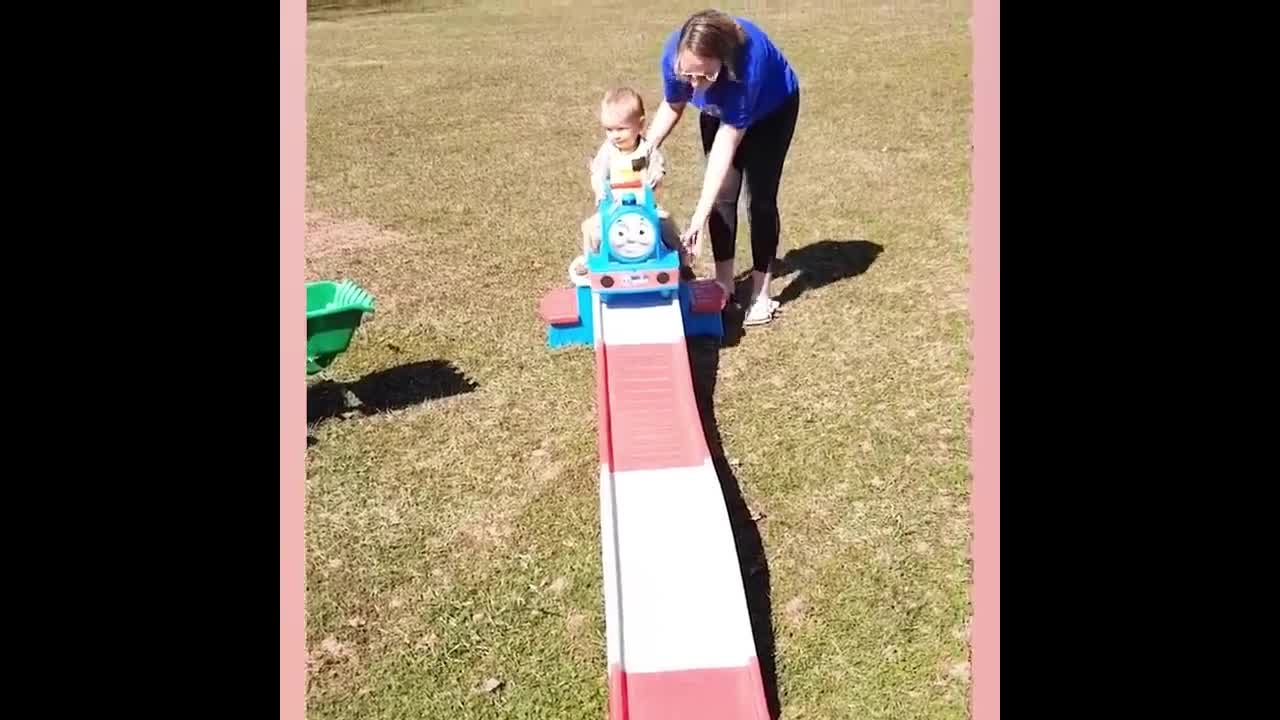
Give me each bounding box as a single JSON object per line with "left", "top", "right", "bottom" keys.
{"left": 571, "top": 87, "right": 685, "bottom": 278}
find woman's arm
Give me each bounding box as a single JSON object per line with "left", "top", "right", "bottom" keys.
{"left": 646, "top": 100, "right": 687, "bottom": 151}
{"left": 687, "top": 122, "right": 746, "bottom": 231}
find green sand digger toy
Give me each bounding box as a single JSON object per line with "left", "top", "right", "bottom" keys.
{"left": 306, "top": 279, "right": 376, "bottom": 375}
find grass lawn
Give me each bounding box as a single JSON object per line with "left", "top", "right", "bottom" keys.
{"left": 304, "top": 1, "right": 973, "bottom": 717}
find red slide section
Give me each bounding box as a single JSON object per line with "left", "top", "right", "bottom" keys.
{"left": 609, "top": 661, "right": 771, "bottom": 720}
{"left": 604, "top": 342, "right": 708, "bottom": 473}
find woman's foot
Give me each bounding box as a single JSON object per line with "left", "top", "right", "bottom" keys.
{"left": 742, "top": 295, "right": 780, "bottom": 326}
{"left": 714, "top": 260, "right": 737, "bottom": 303}
{"left": 718, "top": 280, "right": 735, "bottom": 301}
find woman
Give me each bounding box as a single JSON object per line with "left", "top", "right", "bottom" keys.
{"left": 646, "top": 9, "right": 800, "bottom": 326}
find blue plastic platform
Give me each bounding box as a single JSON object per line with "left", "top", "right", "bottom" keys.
{"left": 545, "top": 281, "right": 724, "bottom": 349}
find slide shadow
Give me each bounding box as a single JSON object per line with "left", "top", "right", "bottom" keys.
{"left": 687, "top": 336, "right": 783, "bottom": 718}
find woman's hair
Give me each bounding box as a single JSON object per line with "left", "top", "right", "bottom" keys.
{"left": 676, "top": 9, "right": 747, "bottom": 80}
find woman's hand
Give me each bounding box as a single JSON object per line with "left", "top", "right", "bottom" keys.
{"left": 680, "top": 209, "right": 708, "bottom": 256}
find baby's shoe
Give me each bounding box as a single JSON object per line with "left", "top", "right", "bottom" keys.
{"left": 568, "top": 255, "right": 591, "bottom": 287}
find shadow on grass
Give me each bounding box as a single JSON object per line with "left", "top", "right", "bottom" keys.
{"left": 772, "top": 238, "right": 883, "bottom": 305}
{"left": 687, "top": 336, "right": 782, "bottom": 719}
{"left": 730, "top": 238, "right": 884, "bottom": 305}
{"left": 721, "top": 239, "right": 883, "bottom": 348}
{"left": 307, "top": 359, "right": 477, "bottom": 427}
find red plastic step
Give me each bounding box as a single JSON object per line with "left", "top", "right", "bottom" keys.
{"left": 539, "top": 288, "right": 580, "bottom": 326}
{"left": 688, "top": 279, "right": 728, "bottom": 314}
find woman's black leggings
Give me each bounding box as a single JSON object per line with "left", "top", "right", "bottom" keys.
{"left": 699, "top": 90, "right": 800, "bottom": 274}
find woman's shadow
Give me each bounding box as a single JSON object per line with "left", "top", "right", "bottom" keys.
{"left": 771, "top": 238, "right": 883, "bottom": 306}
{"left": 722, "top": 238, "right": 883, "bottom": 347}
{"left": 687, "top": 336, "right": 783, "bottom": 718}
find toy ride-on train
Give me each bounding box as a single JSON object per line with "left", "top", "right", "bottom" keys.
{"left": 538, "top": 175, "right": 727, "bottom": 347}
{"left": 586, "top": 175, "right": 680, "bottom": 302}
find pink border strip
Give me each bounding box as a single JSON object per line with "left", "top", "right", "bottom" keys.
{"left": 280, "top": 0, "right": 305, "bottom": 718}
{"left": 280, "top": 2, "right": 997, "bottom": 717}
{"left": 972, "top": 1, "right": 1000, "bottom": 719}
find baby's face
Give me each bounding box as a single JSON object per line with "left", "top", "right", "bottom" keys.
{"left": 600, "top": 105, "right": 642, "bottom": 152}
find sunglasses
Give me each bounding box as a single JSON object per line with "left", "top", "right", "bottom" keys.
{"left": 675, "top": 60, "right": 720, "bottom": 84}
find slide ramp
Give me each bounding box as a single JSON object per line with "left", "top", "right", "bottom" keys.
{"left": 593, "top": 293, "right": 770, "bottom": 720}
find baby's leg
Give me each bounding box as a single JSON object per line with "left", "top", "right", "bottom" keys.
{"left": 657, "top": 209, "right": 690, "bottom": 267}
{"left": 581, "top": 213, "right": 602, "bottom": 255}
{"left": 571, "top": 213, "right": 601, "bottom": 277}
{"left": 656, "top": 209, "right": 678, "bottom": 248}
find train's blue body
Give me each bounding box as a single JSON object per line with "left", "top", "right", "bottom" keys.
{"left": 586, "top": 179, "right": 680, "bottom": 303}
{"left": 537, "top": 175, "right": 726, "bottom": 349}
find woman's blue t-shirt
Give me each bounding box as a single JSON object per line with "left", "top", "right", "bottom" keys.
{"left": 661, "top": 17, "right": 799, "bottom": 129}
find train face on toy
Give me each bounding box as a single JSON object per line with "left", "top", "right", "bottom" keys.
{"left": 585, "top": 175, "right": 680, "bottom": 302}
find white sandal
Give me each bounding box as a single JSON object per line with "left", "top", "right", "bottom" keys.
{"left": 743, "top": 297, "right": 780, "bottom": 326}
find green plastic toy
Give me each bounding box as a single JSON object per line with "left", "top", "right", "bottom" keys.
{"left": 306, "top": 279, "right": 376, "bottom": 375}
